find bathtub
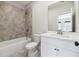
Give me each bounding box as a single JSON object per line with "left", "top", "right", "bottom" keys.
{"left": 0, "top": 37, "right": 31, "bottom": 57}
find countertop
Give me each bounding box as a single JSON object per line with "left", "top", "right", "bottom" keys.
{"left": 41, "top": 31, "right": 79, "bottom": 42}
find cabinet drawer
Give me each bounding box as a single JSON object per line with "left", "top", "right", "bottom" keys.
{"left": 46, "top": 44, "right": 57, "bottom": 57}
{"left": 43, "top": 36, "right": 79, "bottom": 52}
{"left": 57, "top": 46, "right": 79, "bottom": 57}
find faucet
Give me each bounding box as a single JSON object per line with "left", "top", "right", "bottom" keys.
{"left": 57, "top": 29, "right": 63, "bottom": 35}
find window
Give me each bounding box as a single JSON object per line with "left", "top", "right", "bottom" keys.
{"left": 57, "top": 13, "right": 72, "bottom": 32}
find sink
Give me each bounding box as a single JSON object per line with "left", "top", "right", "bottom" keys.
{"left": 48, "top": 33, "right": 69, "bottom": 37}
{"left": 62, "top": 35, "right": 70, "bottom": 38}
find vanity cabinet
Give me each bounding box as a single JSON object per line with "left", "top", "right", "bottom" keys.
{"left": 57, "top": 47, "right": 79, "bottom": 57}
{"left": 41, "top": 36, "right": 79, "bottom": 57}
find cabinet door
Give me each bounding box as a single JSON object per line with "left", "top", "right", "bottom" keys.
{"left": 41, "top": 37, "right": 47, "bottom": 57}
{"left": 41, "top": 37, "right": 57, "bottom": 57}
{"left": 46, "top": 44, "right": 57, "bottom": 57}
{"left": 57, "top": 47, "right": 79, "bottom": 57}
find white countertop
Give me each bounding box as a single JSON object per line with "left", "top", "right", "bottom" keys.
{"left": 41, "top": 31, "right": 79, "bottom": 41}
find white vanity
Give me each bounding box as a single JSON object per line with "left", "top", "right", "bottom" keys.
{"left": 41, "top": 31, "right": 79, "bottom": 57}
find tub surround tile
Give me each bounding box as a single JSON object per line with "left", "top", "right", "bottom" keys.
{"left": 0, "top": 2, "right": 32, "bottom": 42}
{"left": 0, "top": 2, "right": 26, "bottom": 42}
{"left": 25, "top": 7, "right": 32, "bottom": 38}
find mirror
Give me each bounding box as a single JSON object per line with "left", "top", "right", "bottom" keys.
{"left": 48, "top": 1, "right": 75, "bottom": 32}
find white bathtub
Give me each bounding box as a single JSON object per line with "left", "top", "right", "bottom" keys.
{"left": 0, "top": 37, "right": 31, "bottom": 57}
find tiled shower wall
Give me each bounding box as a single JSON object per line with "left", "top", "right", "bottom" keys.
{"left": 0, "top": 2, "right": 32, "bottom": 42}
{"left": 25, "top": 6, "right": 32, "bottom": 38}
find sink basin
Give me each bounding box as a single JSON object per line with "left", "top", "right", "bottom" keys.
{"left": 48, "top": 33, "right": 69, "bottom": 37}
{"left": 62, "top": 35, "right": 70, "bottom": 38}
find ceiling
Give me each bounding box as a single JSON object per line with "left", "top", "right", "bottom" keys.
{"left": 6, "top": 1, "right": 31, "bottom": 9}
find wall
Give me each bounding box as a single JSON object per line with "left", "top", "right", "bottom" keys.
{"left": 25, "top": 4, "right": 32, "bottom": 38}
{"left": 32, "top": 1, "right": 48, "bottom": 34}
{"left": 75, "top": 2, "right": 79, "bottom": 32}
{"left": 0, "top": 2, "right": 26, "bottom": 42}
{"left": 24, "top": 1, "right": 58, "bottom": 35}
{"left": 48, "top": 2, "right": 74, "bottom": 31}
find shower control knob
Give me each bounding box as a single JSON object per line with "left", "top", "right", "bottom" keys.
{"left": 75, "top": 41, "right": 79, "bottom": 46}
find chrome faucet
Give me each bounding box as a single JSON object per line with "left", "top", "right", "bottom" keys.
{"left": 57, "top": 30, "right": 63, "bottom": 35}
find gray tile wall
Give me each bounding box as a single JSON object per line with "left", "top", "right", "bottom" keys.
{"left": 0, "top": 2, "right": 32, "bottom": 42}
{"left": 25, "top": 6, "right": 32, "bottom": 38}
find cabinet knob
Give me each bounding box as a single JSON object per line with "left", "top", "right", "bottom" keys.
{"left": 54, "top": 48, "right": 59, "bottom": 51}
{"left": 54, "top": 48, "right": 56, "bottom": 50}
{"left": 56, "top": 49, "right": 59, "bottom": 51}
{"left": 75, "top": 41, "right": 79, "bottom": 46}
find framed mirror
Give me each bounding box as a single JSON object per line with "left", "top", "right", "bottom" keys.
{"left": 48, "top": 1, "right": 75, "bottom": 32}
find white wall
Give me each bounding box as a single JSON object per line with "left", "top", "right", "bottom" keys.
{"left": 48, "top": 2, "right": 74, "bottom": 31}
{"left": 32, "top": 1, "right": 58, "bottom": 34}
{"left": 32, "top": 1, "right": 48, "bottom": 34}
{"left": 75, "top": 2, "right": 79, "bottom": 32}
